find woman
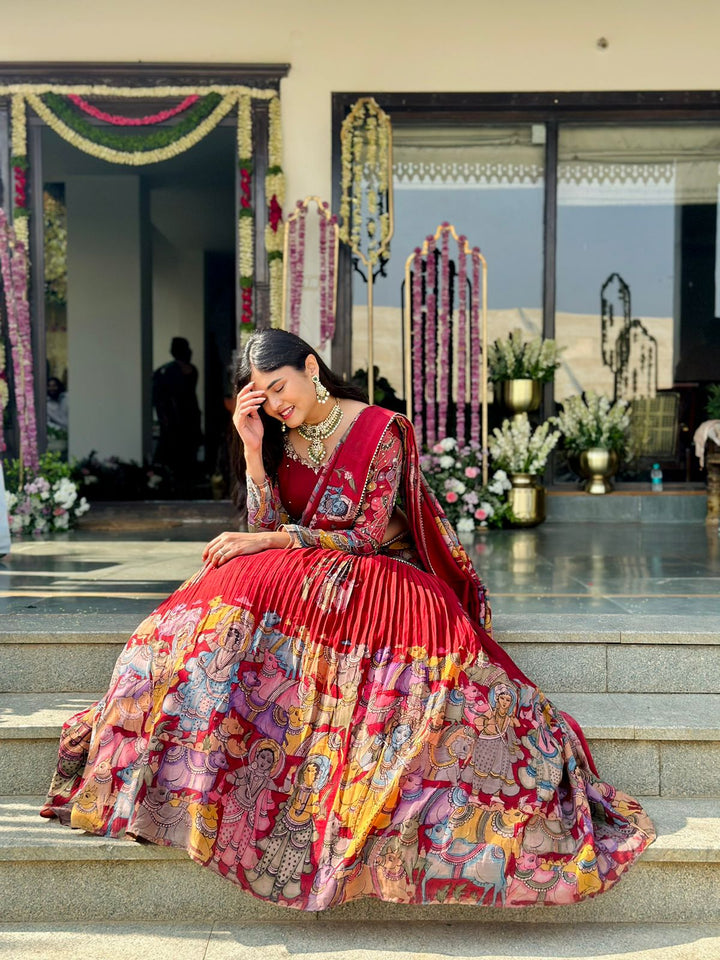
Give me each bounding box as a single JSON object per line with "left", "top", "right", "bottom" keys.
{"left": 41, "top": 329, "right": 655, "bottom": 910}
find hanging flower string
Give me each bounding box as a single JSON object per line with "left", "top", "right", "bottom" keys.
{"left": 10, "top": 94, "right": 29, "bottom": 247}
{"left": 470, "top": 249, "right": 482, "bottom": 446}
{"left": 456, "top": 234, "right": 468, "bottom": 445}
{"left": 411, "top": 248, "right": 424, "bottom": 440}
{"left": 287, "top": 203, "right": 306, "bottom": 335}
{"left": 318, "top": 203, "right": 338, "bottom": 349}
{"left": 0, "top": 210, "right": 38, "bottom": 471}
{"left": 437, "top": 225, "right": 452, "bottom": 440}
{"left": 67, "top": 94, "right": 200, "bottom": 126}
{"left": 425, "top": 234, "right": 437, "bottom": 444}
{"left": 265, "top": 96, "right": 285, "bottom": 327}
{"left": 237, "top": 95, "right": 254, "bottom": 327}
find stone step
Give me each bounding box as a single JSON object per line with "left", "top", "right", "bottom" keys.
{"left": 1, "top": 614, "right": 718, "bottom": 695}
{"left": 1, "top": 692, "right": 718, "bottom": 799}
{"left": 0, "top": 796, "right": 717, "bottom": 924}
{"left": 2, "top": 923, "right": 720, "bottom": 960}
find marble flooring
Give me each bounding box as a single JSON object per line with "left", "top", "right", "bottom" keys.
{"left": 0, "top": 519, "right": 718, "bottom": 625}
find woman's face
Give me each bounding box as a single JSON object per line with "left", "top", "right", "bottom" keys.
{"left": 250, "top": 357, "right": 322, "bottom": 429}
{"left": 496, "top": 692, "right": 513, "bottom": 713}
{"left": 302, "top": 762, "right": 320, "bottom": 786}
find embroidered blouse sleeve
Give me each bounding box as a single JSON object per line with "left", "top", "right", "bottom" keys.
{"left": 282, "top": 422, "right": 403, "bottom": 555}
{"left": 246, "top": 475, "right": 289, "bottom": 531}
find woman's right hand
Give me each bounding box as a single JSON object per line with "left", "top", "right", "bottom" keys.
{"left": 233, "top": 382, "right": 266, "bottom": 455}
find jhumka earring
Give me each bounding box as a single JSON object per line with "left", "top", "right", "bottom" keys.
{"left": 312, "top": 374, "right": 330, "bottom": 404}
{"left": 281, "top": 421, "right": 287, "bottom": 432}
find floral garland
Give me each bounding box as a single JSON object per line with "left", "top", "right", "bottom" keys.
{"left": 27, "top": 92, "right": 237, "bottom": 165}
{"left": 408, "top": 224, "right": 484, "bottom": 448}
{"left": 11, "top": 94, "right": 29, "bottom": 247}
{"left": 67, "top": 93, "right": 199, "bottom": 126}
{"left": 338, "top": 98, "right": 393, "bottom": 265}
{"left": 284, "top": 199, "right": 338, "bottom": 346}
{"left": 44, "top": 190, "right": 67, "bottom": 305}
{"left": 265, "top": 96, "right": 285, "bottom": 327}
{"left": 3, "top": 85, "right": 283, "bottom": 333}
{"left": 0, "top": 210, "right": 38, "bottom": 471}
{"left": 237, "top": 95, "right": 254, "bottom": 326}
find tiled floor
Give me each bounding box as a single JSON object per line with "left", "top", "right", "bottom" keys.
{"left": 0, "top": 518, "right": 718, "bottom": 623}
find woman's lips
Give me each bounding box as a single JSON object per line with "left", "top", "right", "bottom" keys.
{"left": 280, "top": 405, "right": 295, "bottom": 420}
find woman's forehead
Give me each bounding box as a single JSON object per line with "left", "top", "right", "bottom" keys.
{"left": 250, "top": 364, "right": 297, "bottom": 388}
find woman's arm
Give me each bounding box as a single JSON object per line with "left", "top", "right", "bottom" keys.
{"left": 282, "top": 422, "right": 404, "bottom": 556}
{"left": 246, "top": 474, "right": 289, "bottom": 532}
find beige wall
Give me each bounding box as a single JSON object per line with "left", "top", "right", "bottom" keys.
{"left": 2, "top": 0, "right": 719, "bottom": 208}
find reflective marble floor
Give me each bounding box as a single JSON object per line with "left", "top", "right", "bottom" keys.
{"left": 0, "top": 520, "right": 718, "bottom": 624}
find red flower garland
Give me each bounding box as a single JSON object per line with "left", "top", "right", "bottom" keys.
{"left": 437, "top": 225, "right": 451, "bottom": 440}
{"left": 67, "top": 94, "right": 200, "bottom": 126}
{"left": 425, "top": 234, "right": 437, "bottom": 444}
{"left": 456, "top": 235, "right": 468, "bottom": 445}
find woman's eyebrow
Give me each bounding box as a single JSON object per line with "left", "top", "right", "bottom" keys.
{"left": 266, "top": 377, "right": 283, "bottom": 390}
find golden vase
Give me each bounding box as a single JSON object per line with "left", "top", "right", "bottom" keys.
{"left": 577, "top": 447, "right": 619, "bottom": 495}
{"left": 508, "top": 473, "right": 546, "bottom": 526}
{"left": 500, "top": 379, "right": 542, "bottom": 421}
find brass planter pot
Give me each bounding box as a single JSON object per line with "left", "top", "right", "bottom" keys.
{"left": 500, "top": 379, "right": 542, "bottom": 421}
{"left": 508, "top": 473, "right": 546, "bottom": 526}
{"left": 577, "top": 447, "right": 619, "bottom": 495}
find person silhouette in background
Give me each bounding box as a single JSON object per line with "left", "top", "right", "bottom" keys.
{"left": 152, "top": 337, "right": 202, "bottom": 497}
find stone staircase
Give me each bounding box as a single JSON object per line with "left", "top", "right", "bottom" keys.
{"left": 0, "top": 611, "right": 718, "bottom": 938}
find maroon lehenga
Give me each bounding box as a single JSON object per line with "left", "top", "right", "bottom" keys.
{"left": 41, "top": 406, "right": 655, "bottom": 909}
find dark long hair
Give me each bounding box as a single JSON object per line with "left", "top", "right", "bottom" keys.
{"left": 232, "top": 330, "right": 367, "bottom": 495}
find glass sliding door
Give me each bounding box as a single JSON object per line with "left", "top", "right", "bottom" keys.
{"left": 350, "top": 122, "right": 546, "bottom": 407}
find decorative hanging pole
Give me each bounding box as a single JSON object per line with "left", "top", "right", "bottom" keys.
{"left": 339, "top": 98, "right": 393, "bottom": 405}
{"left": 281, "top": 197, "right": 339, "bottom": 349}
{"left": 404, "top": 222, "right": 489, "bottom": 484}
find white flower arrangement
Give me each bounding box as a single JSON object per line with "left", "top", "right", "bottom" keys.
{"left": 488, "top": 414, "right": 561, "bottom": 475}
{"left": 421, "top": 437, "right": 514, "bottom": 529}
{"left": 4, "top": 453, "right": 89, "bottom": 536}
{"left": 487, "top": 329, "right": 563, "bottom": 384}
{"left": 554, "top": 392, "right": 631, "bottom": 457}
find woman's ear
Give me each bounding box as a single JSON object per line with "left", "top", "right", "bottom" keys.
{"left": 305, "top": 354, "right": 319, "bottom": 378}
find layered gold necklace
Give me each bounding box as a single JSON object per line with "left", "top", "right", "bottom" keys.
{"left": 297, "top": 400, "right": 344, "bottom": 465}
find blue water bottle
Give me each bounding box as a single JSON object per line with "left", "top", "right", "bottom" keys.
{"left": 650, "top": 463, "right": 663, "bottom": 492}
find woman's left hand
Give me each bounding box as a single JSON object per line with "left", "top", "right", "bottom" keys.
{"left": 202, "top": 530, "right": 291, "bottom": 566}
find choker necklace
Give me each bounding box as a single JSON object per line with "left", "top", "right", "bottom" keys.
{"left": 297, "top": 401, "right": 344, "bottom": 465}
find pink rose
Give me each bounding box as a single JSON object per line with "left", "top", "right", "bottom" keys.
{"left": 465, "top": 466, "right": 480, "bottom": 479}
{"left": 474, "top": 508, "right": 487, "bottom": 520}
{"left": 432, "top": 442, "right": 445, "bottom": 454}
{"left": 446, "top": 491, "right": 459, "bottom": 503}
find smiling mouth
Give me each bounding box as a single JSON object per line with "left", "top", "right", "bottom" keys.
{"left": 279, "top": 406, "right": 295, "bottom": 420}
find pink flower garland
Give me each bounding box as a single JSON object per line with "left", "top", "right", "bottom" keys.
{"left": 67, "top": 94, "right": 200, "bottom": 126}
{"left": 286, "top": 202, "right": 337, "bottom": 345}
{"left": 425, "top": 235, "right": 437, "bottom": 444}
{"left": 0, "top": 211, "right": 38, "bottom": 470}
{"left": 470, "top": 248, "right": 482, "bottom": 446}
{"left": 411, "top": 247, "right": 424, "bottom": 440}
{"left": 437, "top": 224, "right": 451, "bottom": 440}
{"left": 318, "top": 204, "right": 338, "bottom": 349}
{"left": 456, "top": 235, "right": 468, "bottom": 445}
{"left": 288, "top": 202, "right": 306, "bottom": 336}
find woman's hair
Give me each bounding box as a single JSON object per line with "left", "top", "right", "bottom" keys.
{"left": 232, "top": 329, "right": 367, "bottom": 492}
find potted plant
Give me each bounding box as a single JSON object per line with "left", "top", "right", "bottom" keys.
{"left": 487, "top": 414, "right": 560, "bottom": 525}
{"left": 554, "top": 392, "right": 630, "bottom": 494}
{"left": 420, "top": 437, "right": 515, "bottom": 534}
{"left": 487, "top": 329, "right": 563, "bottom": 419}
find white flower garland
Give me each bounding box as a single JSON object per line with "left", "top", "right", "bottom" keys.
{"left": 2, "top": 84, "right": 284, "bottom": 333}
{"left": 26, "top": 91, "right": 238, "bottom": 166}
{"left": 10, "top": 94, "right": 28, "bottom": 246}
